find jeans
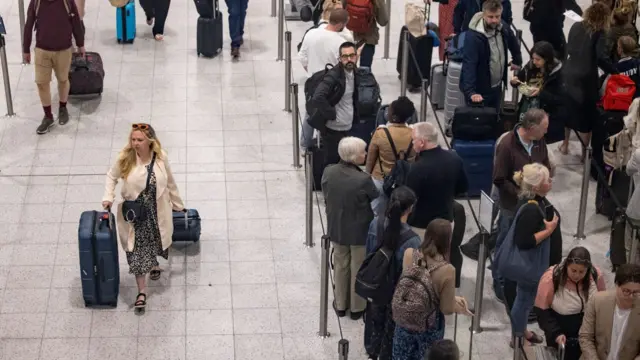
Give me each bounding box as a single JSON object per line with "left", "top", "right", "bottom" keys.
{"left": 323, "top": 128, "right": 348, "bottom": 167}
{"left": 139, "top": 0, "right": 171, "bottom": 35}
{"left": 225, "top": 0, "right": 249, "bottom": 48}
{"left": 492, "top": 208, "right": 515, "bottom": 299}
{"left": 301, "top": 113, "right": 315, "bottom": 149}
{"left": 359, "top": 44, "right": 376, "bottom": 68}
{"left": 371, "top": 178, "right": 386, "bottom": 216}
{"left": 503, "top": 279, "right": 537, "bottom": 337}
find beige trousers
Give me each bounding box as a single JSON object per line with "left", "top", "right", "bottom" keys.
{"left": 332, "top": 243, "right": 366, "bottom": 313}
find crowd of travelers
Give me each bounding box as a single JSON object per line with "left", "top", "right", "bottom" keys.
{"left": 297, "top": 0, "right": 640, "bottom": 358}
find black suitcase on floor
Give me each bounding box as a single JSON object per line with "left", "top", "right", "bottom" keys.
{"left": 596, "top": 167, "right": 631, "bottom": 219}
{"left": 396, "top": 26, "right": 434, "bottom": 89}
{"left": 172, "top": 209, "right": 202, "bottom": 242}
{"left": 197, "top": 10, "right": 223, "bottom": 57}
{"left": 610, "top": 209, "right": 628, "bottom": 270}
{"left": 309, "top": 139, "right": 325, "bottom": 192}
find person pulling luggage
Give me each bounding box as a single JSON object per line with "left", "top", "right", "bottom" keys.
{"left": 23, "top": 0, "right": 86, "bottom": 135}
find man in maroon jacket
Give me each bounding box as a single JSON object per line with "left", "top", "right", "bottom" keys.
{"left": 23, "top": 0, "right": 85, "bottom": 135}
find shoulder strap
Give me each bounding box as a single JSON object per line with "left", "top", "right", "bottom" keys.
{"left": 403, "top": 141, "right": 413, "bottom": 161}
{"left": 382, "top": 127, "right": 400, "bottom": 161}
{"left": 145, "top": 153, "right": 157, "bottom": 190}
{"left": 37, "top": 0, "right": 72, "bottom": 17}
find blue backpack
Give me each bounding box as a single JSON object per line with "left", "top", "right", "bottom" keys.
{"left": 446, "top": 32, "right": 466, "bottom": 62}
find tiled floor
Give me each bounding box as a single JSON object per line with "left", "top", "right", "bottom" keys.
{"left": 0, "top": 0, "right": 618, "bottom": 359}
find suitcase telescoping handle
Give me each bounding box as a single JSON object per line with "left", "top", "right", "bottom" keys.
{"left": 184, "top": 209, "right": 188, "bottom": 230}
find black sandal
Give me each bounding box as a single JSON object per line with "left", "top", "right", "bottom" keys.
{"left": 150, "top": 269, "right": 162, "bottom": 281}
{"left": 134, "top": 293, "right": 147, "bottom": 309}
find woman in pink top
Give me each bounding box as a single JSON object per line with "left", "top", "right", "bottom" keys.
{"left": 533, "top": 246, "right": 606, "bottom": 360}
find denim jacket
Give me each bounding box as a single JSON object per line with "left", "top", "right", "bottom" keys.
{"left": 365, "top": 217, "right": 422, "bottom": 283}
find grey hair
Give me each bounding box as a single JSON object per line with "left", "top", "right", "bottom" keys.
{"left": 513, "top": 163, "right": 550, "bottom": 199}
{"left": 412, "top": 122, "right": 439, "bottom": 144}
{"left": 520, "top": 109, "right": 548, "bottom": 130}
{"left": 338, "top": 136, "right": 367, "bottom": 163}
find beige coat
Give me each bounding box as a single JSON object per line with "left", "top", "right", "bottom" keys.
{"left": 102, "top": 151, "right": 184, "bottom": 252}
{"left": 579, "top": 290, "right": 640, "bottom": 360}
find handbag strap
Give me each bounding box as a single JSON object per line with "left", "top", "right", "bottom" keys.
{"left": 144, "top": 153, "right": 156, "bottom": 190}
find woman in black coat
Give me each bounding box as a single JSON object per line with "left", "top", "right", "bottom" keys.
{"left": 561, "top": 2, "right": 617, "bottom": 161}
{"left": 511, "top": 41, "right": 567, "bottom": 144}
{"left": 526, "top": 0, "right": 582, "bottom": 60}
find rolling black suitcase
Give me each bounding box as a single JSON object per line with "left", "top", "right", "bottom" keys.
{"left": 78, "top": 211, "right": 119, "bottom": 308}
{"left": 172, "top": 209, "right": 202, "bottom": 242}
{"left": 196, "top": 4, "right": 223, "bottom": 58}
{"left": 396, "top": 26, "right": 434, "bottom": 89}
{"left": 610, "top": 208, "right": 628, "bottom": 270}
{"left": 452, "top": 105, "right": 500, "bottom": 141}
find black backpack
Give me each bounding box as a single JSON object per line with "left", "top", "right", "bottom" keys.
{"left": 378, "top": 127, "right": 413, "bottom": 197}
{"left": 297, "top": 21, "right": 328, "bottom": 52}
{"left": 304, "top": 64, "right": 334, "bottom": 102}
{"left": 355, "top": 223, "right": 415, "bottom": 304}
{"left": 356, "top": 67, "right": 382, "bottom": 118}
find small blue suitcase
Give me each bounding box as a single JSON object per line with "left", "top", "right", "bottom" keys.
{"left": 172, "top": 209, "right": 202, "bottom": 242}
{"left": 116, "top": 1, "right": 136, "bottom": 44}
{"left": 452, "top": 139, "right": 495, "bottom": 198}
{"left": 78, "top": 211, "right": 120, "bottom": 308}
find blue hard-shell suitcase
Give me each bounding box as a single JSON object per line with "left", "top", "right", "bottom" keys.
{"left": 78, "top": 211, "right": 120, "bottom": 308}
{"left": 172, "top": 209, "right": 202, "bottom": 242}
{"left": 452, "top": 139, "right": 495, "bottom": 198}
{"left": 116, "top": 1, "right": 136, "bottom": 44}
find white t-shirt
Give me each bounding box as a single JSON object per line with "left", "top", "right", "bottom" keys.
{"left": 318, "top": 23, "right": 354, "bottom": 43}
{"left": 298, "top": 27, "right": 347, "bottom": 75}
{"left": 607, "top": 305, "right": 631, "bottom": 360}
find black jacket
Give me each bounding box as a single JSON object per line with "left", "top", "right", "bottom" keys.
{"left": 515, "top": 60, "right": 567, "bottom": 144}
{"left": 527, "top": 0, "right": 582, "bottom": 25}
{"left": 406, "top": 147, "right": 468, "bottom": 229}
{"left": 306, "top": 64, "right": 359, "bottom": 133}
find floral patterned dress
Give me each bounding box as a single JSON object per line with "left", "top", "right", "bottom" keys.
{"left": 125, "top": 164, "right": 168, "bottom": 275}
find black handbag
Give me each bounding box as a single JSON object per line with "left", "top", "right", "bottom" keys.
{"left": 122, "top": 153, "right": 156, "bottom": 224}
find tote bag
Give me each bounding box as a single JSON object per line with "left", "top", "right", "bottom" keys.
{"left": 494, "top": 200, "right": 551, "bottom": 286}
{"left": 518, "top": 96, "right": 540, "bottom": 122}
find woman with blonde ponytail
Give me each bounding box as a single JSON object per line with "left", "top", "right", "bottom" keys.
{"left": 102, "top": 123, "right": 185, "bottom": 310}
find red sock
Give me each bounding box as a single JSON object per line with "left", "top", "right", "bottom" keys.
{"left": 59, "top": 101, "right": 67, "bottom": 108}
{"left": 43, "top": 106, "right": 53, "bottom": 119}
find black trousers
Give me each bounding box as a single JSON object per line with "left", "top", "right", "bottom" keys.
{"left": 364, "top": 303, "right": 395, "bottom": 360}
{"left": 139, "top": 0, "right": 171, "bottom": 35}
{"left": 451, "top": 201, "right": 466, "bottom": 288}
{"left": 322, "top": 128, "right": 347, "bottom": 168}
{"left": 530, "top": 20, "right": 567, "bottom": 60}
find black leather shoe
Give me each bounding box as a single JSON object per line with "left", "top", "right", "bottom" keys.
{"left": 350, "top": 311, "right": 364, "bottom": 320}
{"left": 333, "top": 301, "right": 346, "bottom": 317}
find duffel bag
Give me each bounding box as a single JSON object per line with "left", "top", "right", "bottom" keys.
{"left": 172, "top": 209, "right": 202, "bottom": 242}
{"left": 69, "top": 52, "right": 105, "bottom": 96}
{"left": 451, "top": 105, "right": 500, "bottom": 141}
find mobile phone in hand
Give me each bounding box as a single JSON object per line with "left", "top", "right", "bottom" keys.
{"left": 545, "top": 205, "right": 555, "bottom": 222}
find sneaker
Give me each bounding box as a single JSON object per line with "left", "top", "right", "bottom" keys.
{"left": 58, "top": 107, "right": 70, "bottom": 125}
{"left": 36, "top": 117, "right": 54, "bottom": 135}
{"left": 231, "top": 47, "right": 240, "bottom": 60}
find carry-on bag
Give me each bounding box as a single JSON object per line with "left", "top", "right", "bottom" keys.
{"left": 78, "top": 210, "right": 120, "bottom": 308}
{"left": 610, "top": 208, "right": 628, "bottom": 271}
{"left": 451, "top": 105, "right": 500, "bottom": 141}
{"left": 172, "top": 209, "right": 202, "bottom": 242}
{"left": 69, "top": 52, "right": 105, "bottom": 96}
{"left": 452, "top": 139, "right": 495, "bottom": 197}
{"left": 309, "top": 138, "right": 325, "bottom": 191}
{"left": 444, "top": 59, "right": 464, "bottom": 130}
{"left": 595, "top": 166, "right": 631, "bottom": 219}
{"left": 197, "top": 8, "right": 223, "bottom": 57}
{"left": 116, "top": 1, "right": 136, "bottom": 44}
{"left": 430, "top": 63, "right": 446, "bottom": 110}
{"left": 396, "top": 25, "right": 434, "bottom": 90}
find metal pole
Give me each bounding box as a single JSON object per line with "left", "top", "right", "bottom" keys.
{"left": 338, "top": 339, "right": 349, "bottom": 360}
{"left": 382, "top": 0, "right": 391, "bottom": 59}
{"left": 511, "top": 30, "right": 523, "bottom": 104}
{"left": 271, "top": 0, "right": 276, "bottom": 17}
{"left": 284, "top": 31, "right": 292, "bottom": 112}
{"left": 471, "top": 231, "right": 487, "bottom": 334}
{"left": 630, "top": 227, "right": 639, "bottom": 264}
{"left": 18, "top": 0, "right": 26, "bottom": 65}
{"left": 277, "top": 0, "right": 285, "bottom": 61}
{"left": 513, "top": 336, "right": 524, "bottom": 360}
{"left": 400, "top": 30, "right": 409, "bottom": 97}
{"left": 0, "top": 36, "right": 15, "bottom": 117}
{"left": 305, "top": 151, "right": 315, "bottom": 247}
{"left": 574, "top": 146, "right": 592, "bottom": 241}
{"left": 318, "top": 235, "right": 331, "bottom": 337}
{"left": 453, "top": 313, "right": 458, "bottom": 343}
{"left": 420, "top": 79, "right": 428, "bottom": 123}
{"left": 291, "top": 83, "right": 301, "bottom": 168}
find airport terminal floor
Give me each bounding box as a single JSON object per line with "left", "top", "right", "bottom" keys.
{"left": 0, "top": 0, "right": 615, "bottom": 358}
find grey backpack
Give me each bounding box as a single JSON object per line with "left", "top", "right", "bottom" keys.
{"left": 392, "top": 250, "right": 446, "bottom": 332}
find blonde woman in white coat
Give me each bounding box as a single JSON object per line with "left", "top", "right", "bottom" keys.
{"left": 102, "top": 123, "right": 185, "bottom": 310}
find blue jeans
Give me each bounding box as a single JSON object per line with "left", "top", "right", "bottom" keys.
{"left": 359, "top": 44, "right": 376, "bottom": 68}
{"left": 492, "top": 208, "right": 514, "bottom": 299}
{"left": 371, "top": 178, "right": 386, "bottom": 216}
{"left": 225, "top": 0, "right": 249, "bottom": 48}
{"left": 301, "top": 113, "right": 315, "bottom": 150}
{"left": 507, "top": 281, "right": 538, "bottom": 337}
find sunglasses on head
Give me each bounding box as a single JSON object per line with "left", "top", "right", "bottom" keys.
{"left": 132, "top": 123, "right": 150, "bottom": 130}
{"left": 567, "top": 257, "right": 591, "bottom": 266}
